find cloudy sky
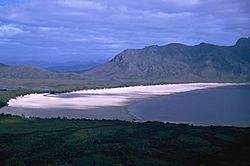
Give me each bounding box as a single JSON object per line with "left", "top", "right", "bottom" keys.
{"left": 0, "top": 0, "right": 249, "bottom": 67}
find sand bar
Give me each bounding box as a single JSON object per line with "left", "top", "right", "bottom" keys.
{"left": 0, "top": 83, "right": 244, "bottom": 120}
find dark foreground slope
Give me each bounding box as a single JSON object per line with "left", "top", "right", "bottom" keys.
{"left": 84, "top": 37, "right": 250, "bottom": 83}
{"left": 0, "top": 114, "right": 250, "bottom": 166}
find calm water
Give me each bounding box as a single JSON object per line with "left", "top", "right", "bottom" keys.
{"left": 128, "top": 85, "right": 250, "bottom": 126}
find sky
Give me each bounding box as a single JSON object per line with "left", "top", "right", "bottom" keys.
{"left": 0, "top": 0, "right": 249, "bottom": 67}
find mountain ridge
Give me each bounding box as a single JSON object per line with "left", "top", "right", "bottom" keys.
{"left": 1, "top": 37, "right": 249, "bottom": 83}
{"left": 0, "top": 64, "right": 84, "bottom": 80}
{"left": 83, "top": 37, "right": 250, "bottom": 83}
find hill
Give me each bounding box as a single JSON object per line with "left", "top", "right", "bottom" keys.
{"left": 0, "top": 114, "right": 250, "bottom": 166}
{"left": 0, "top": 63, "right": 9, "bottom": 68}
{"left": 0, "top": 64, "right": 83, "bottom": 80}
{"left": 84, "top": 37, "right": 250, "bottom": 83}
{"left": 1, "top": 37, "right": 249, "bottom": 90}
{"left": 47, "top": 62, "right": 99, "bottom": 73}
{"left": 0, "top": 63, "right": 119, "bottom": 91}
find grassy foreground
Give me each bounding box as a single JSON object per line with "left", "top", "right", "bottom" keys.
{"left": 0, "top": 114, "right": 250, "bottom": 166}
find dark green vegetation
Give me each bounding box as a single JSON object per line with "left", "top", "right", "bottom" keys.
{"left": 0, "top": 78, "right": 144, "bottom": 91}
{"left": 0, "top": 114, "right": 250, "bottom": 166}
{"left": 0, "top": 78, "right": 95, "bottom": 91}
{"left": 84, "top": 37, "right": 250, "bottom": 82}
{"left": 0, "top": 89, "right": 36, "bottom": 108}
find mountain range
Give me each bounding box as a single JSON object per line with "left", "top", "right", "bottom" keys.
{"left": 83, "top": 37, "right": 250, "bottom": 83}
{"left": 1, "top": 37, "right": 250, "bottom": 83}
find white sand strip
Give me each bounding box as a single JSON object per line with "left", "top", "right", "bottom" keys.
{"left": 0, "top": 83, "right": 244, "bottom": 120}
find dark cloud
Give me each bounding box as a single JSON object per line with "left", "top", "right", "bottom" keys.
{"left": 0, "top": 0, "right": 249, "bottom": 67}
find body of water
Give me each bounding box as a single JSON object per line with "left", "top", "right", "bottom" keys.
{"left": 128, "top": 85, "right": 250, "bottom": 126}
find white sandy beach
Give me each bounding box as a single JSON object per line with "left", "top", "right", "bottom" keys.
{"left": 0, "top": 83, "right": 243, "bottom": 120}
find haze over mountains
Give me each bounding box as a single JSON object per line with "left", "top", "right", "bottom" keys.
{"left": 0, "top": 64, "right": 83, "bottom": 80}
{"left": 46, "top": 62, "right": 100, "bottom": 73}
{"left": 1, "top": 37, "right": 250, "bottom": 83}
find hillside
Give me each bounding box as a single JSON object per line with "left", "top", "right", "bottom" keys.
{"left": 84, "top": 37, "right": 250, "bottom": 83}
{"left": 1, "top": 37, "right": 249, "bottom": 86}
{"left": 1, "top": 114, "right": 250, "bottom": 166}
{"left": 0, "top": 63, "right": 9, "bottom": 68}
{"left": 47, "top": 62, "right": 99, "bottom": 73}
{"left": 0, "top": 64, "right": 83, "bottom": 80}
{"left": 0, "top": 63, "right": 120, "bottom": 91}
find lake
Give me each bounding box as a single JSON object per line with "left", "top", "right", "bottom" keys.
{"left": 128, "top": 85, "right": 250, "bottom": 126}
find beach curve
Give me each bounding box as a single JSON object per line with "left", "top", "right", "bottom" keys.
{"left": 0, "top": 83, "right": 244, "bottom": 120}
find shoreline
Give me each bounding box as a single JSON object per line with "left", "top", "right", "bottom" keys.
{"left": 128, "top": 84, "right": 250, "bottom": 127}
{"left": 0, "top": 83, "right": 247, "bottom": 123}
